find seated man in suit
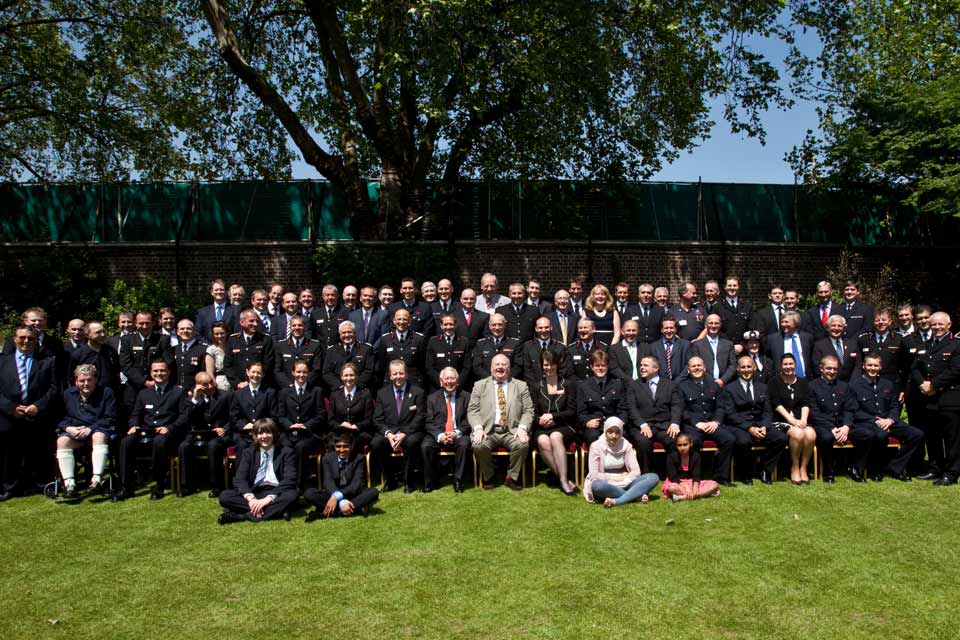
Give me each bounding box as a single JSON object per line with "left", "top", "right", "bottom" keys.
{"left": 716, "top": 355, "right": 787, "bottom": 484}
{"left": 114, "top": 359, "right": 186, "bottom": 501}
{"left": 277, "top": 360, "right": 327, "bottom": 491}
{"left": 625, "top": 355, "right": 684, "bottom": 472}
{"left": 217, "top": 418, "right": 297, "bottom": 524}
{"left": 0, "top": 326, "right": 59, "bottom": 500}
{"left": 807, "top": 354, "right": 856, "bottom": 483}
{"left": 848, "top": 353, "right": 923, "bottom": 482}
{"left": 690, "top": 313, "right": 737, "bottom": 388}
{"left": 229, "top": 361, "right": 277, "bottom": 454}
{"left": 371, "top": 359, "right": 426, "bottom": 492}
{"left": 678, "top": 356, "right": 737, "bottom": 486}
{"left": 423, "top": 367, "right": 472, "bottom": 493}
{"left": 468, "top": 354, "right": 535, "bottom": 491}
{"left": 304, "top": 429, "right": 379, "bottom": 520}
{"left": 177, "top": 371, "right": 232, "bottom": 497}
{"left": 56, "top": 364, "right": 117, "bottom": 498}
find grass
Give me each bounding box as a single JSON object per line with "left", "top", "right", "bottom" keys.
{"left": 1, "top": 476, "right": 958, "bottom": 640}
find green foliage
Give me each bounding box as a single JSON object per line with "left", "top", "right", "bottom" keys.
{"left": 798, "top": 249, "right": 908, "bottom": 313}
{"left": 0, "top": 307, "right": 23, "bottom": 344}
{"left": 311, "top": 243, "right": 460, "bottom": 290}
{"left": 96, "top": 278, "right": 200, "bottom": 326}
{"left": 1, "top": 482, "right": 958, "bottom": 639}
{"left": 788, "top": 0, "right": 960, "bottom": 219}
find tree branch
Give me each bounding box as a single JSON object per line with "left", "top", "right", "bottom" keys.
{"left": 442, "top": 87, "right": 525, "bottom": 185}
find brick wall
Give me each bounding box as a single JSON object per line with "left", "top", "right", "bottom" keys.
{"left": 2, "top": 240, "right": 958, "bottom": 311}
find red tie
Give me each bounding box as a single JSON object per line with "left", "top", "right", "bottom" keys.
{"left": 821, "top": 306, "right": 828, "bottom": 327}
{"left": 445, "top": 396, "right": 455, "bottom": 433}
{"left": 465, "top": 310, "right": 472, "bottom": 327}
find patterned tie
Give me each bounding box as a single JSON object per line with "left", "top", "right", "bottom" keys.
{"left": 445, "top": 395, "right": 455, "bottom": 433}
{"left": 285, "top": 317, "right": 293, "bottom": 340}
{"left": 835, "top": 339, "right": 844, "bottom": 364}
{"left": 497, "top": 383, "right": 508, "bottom": 426}
{"left": 254, "top": 450, "right": 270, "bottom": 485}
{"left": 664, "top": 341, "right": 673, "bottom": 379}
{"left": 17, "top": 354, "right": 29, "bottom": 402}
{"left": 363, "top": 312, "right": 370, "bottom": 338}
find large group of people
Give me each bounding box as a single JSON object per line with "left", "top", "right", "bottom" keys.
{"left": 1, "top": 272, "right": 958, "bottom": 524}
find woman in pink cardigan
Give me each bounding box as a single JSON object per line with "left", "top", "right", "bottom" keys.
{"left": 583, "top": 417, "right": 660, "bottom": 507}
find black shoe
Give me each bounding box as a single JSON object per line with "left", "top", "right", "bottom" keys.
{"left": 403, "top": 485, "right": 416, "bottom": 494}
{"left": 150, "top": 487, "right": 164, "bottom": 500}
{"left": 281, "top": 510, "right": 291, "bottom": 521}
{"left": 870, "top": 474, "right": 884, "bottom": 482}
{"left": 823, "top": 475, "right": 835, "bottom": 484}
{"left": 111, "top": 490, "right": 132, "bottom": 502}
{"left": 848, "top": 468, "right": 866, "bottom": 483}
{"left": 453, "top": 480, "right": 464, "bottom": 493}
{"left": 915, "top": 472, "right": 939, "bottom": 481}
{"left": 716, "top": 479, "right": 734, "bottom": 487}
{"left": 740, "top": 477, "right": 754, "bottom": 486}
{"left": 305, "top": 510, "right": 322, "bottom": 522}
{"left": 504, "top": 477, "right": 523, "bottom": 492}
{"left": 217, "top": 511, "right": 243, "bottom": 525}
{"left": 420, "top": 485, "right": 435, "bottom": 494}
{"left": 888, "top": 471, "right": 912, "bottom": 482}
{"left": 178, "top": 488, "right": 195, "bottom": 498}
{"left": 207, "top": 488, "right": 221, "bottom": 498}
{"left": 933, "top": 476, "right": 957, "bottom": 486}
{"left": 760, "top": 470, "right": 773, "bottom": 485}
{"left": 382, "top": 481, "right": 399, "bottom": 492}
{"left": 482, "top": 480, "right": 495, "bottom": 490}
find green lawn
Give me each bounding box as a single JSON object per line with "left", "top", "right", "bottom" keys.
{"left": 1, "top": 479, "right": 957, "bottom": 640}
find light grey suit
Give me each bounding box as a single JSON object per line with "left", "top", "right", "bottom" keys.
{"left": 467, "top": 376, "right": 534, "bottom": 482}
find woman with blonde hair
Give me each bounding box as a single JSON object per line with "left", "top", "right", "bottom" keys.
{"left": 583, "top": 284, "right": 620, "bottom": 345}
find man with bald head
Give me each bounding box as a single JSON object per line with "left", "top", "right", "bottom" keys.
{"left": 470, "top": 313, "right": 521, "bottom": 382}
{"left": 178, "top": 371, "right": 232, "bottom": 497}
{"left": 476, "top": 272, "right": 509, "bottom": 315}
{"left": 453, "top": 288, "right": 489, "bottom": 346}
{"left": 549, "top": 289, "right": 578, "bottom": 346}
{"left": 70, "top": 322, "right": 121, "bottom": 392}
{"left": 468, "top": 354, "right": 534, "bottom": 490}
{"left": 375, "top": 307, "right": 426, "bottom": 388}
{"left": 171, "top": 319, "right": 209, "bottom": 388}
{"left": 64, "top": 319, "right": 87, "bottom": 356}
{"left": 911, "top": 311, "right": 957, "bottom": 482}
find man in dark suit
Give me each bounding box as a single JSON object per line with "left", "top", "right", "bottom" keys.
{"left": 802, "top": 280, "right": 836, "bottom": 341}
{"left": 716, "top": 355, "right": 787, "bottom": 484}
{"left": 470, "top": 313, "right": 521, "bottom": 383}
{"left": 309, "top": 284, "right": 349, "bottom": 348}
{"left": 277, "top": 360, "right": 327, "bottom": 491}
{"left": 304, "top": 429, "right": 379, "bottom": 519}
{"left": 856, "top": 308, "right": 908, "bottom": 393}
{"left": 275, "top": 316, "right": 324, "bottom": 389}
{"left": 170, "top": 319, "right": 209, "bottom": 388}
{"left": 114, "top": 359, "right": 186, "bottom": 501}
{"left": 388, "top": 277, "right": 435, "bottom": 338}
{"left": 566, "top": 318, "right": 608, "bottom": 380}
{"left": 520, "top": 316, "right": 570, "bottom": 383}
{"left": 609, "top": 320, "right": 649, "bottom": 383}
{"left": 812, "top": 315, "right": 859, "bottom": 382}
{"left": 429, "top": 278, "right": 458, "bottom": 324}
{"left": 496, "top": 282, "right": 539, "bottom": 344}
{"left": 349, "top": 286, "right": 389, "bottom": 347}
{"left": 613, "top": 282, "right": 633, "bottom": 318}
{"left": 839, "top": 280, "right": 875, "bottom": 338}
{"left": 70, "top": 321, "right": 121, "bottom": 393}
{"left": 0, "top": 327, "right": 58, "bottom": 499}
{"left": 229, "top": 362, "right": 277, "bottom": 454}
{"left": 717, "top": 276, "right": 754, "bottom": 347}
{"left": 678, "top": 355, "right": 737, "bottom": 485}
{"left": 453, "top": 288, "right": 489, "bottom": 346}
{"left": 375, "top": 308, "right": 426, "bottom": 388}
{"left": 751, "top": 285, "right": 784, "bottom": 339}
{"left": 625, "top": 356, "right": 683, "bottom": 471}
{"left": 765, "top": 310, "right": 814, "bottom": 379}
{"left": 217, "top": 418, "right": 297, "bottom": 524}
{"left": 267, "top": 283, "right": 285, "bottom": 317}
{"left": 321, "top": 320, "right": 376, "bottom": 393}
{"left": 250, "top": 289, "right": 274, "bottom": 335}
{"left": 195, "top": 279, "right": 240, "bottom": 342}
{"left": 849, "top": 353, "right": 922, "bottom": 481}
{"left": 371, "top": 360, "right": 426, "bottom": 492}
{"left": 425, "top": 313, "right": 472, "bottom": 390}
{"left": 64, "top": 318, "right": 86, "bottom": 357}
{"left": 177, "top": 372, "right": 232, "bottom": 497}
{"left": 526, "top": 279, "right": 553, "bottom": 315}
{"left": 271, "top": 292, "right": 306, "bottom": 342}
{"left": 423, "top": 367, "right": 472, "bottom": 492}
{"left": 224, "top": 310, "right": 276, "bottom": 389}
{"left": 549, "top": 289, "right": 578, "bottom": 346}
{"left": 909, "top": 312, "right": 955, "bottom": 481}
{"left": 650, "top": 316, "right": 690, "bottom": 383}
{"left": 632, "top": 284, "right": 665, "bottom": 344}
{"left": 2, "top": 307, "right": 65, "bottom": 362}
{"left": 690, "top": 313, "right": 737, "bottom": 387}
{"left": 808, "top": 354, "right": 856, "bottom": 483}
{"left": 119, "top": 311, "right": 172, "bottom": 414}
{"left": 104, "top": 311, "right": 134, "bottom": 356}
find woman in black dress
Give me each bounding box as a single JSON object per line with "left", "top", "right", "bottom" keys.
{"left": 768, "top": 353, "right": 814, "bottom": 484}
{"left": 533, "top": 350, "right": 579, "bottom": 495}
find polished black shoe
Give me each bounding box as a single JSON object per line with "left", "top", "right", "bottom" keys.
{"left": 504, "top": 477, "right": 523, "bottom": 492}
{"left": 716, "top": 479, "right": 734, "bottom": 487}
{"left": 760, "top": 470, "right": 773, "bottom": 485}
{"left": 111, "top": 490, "right": 132, "bottom": 502}
{"left": 888, "top": 471, "right": 912, "bottom": 482}
{"left": 420, "top": 485, "right": 435, "bottom": 494}
{"left": 822, "top": 475, "right": 836, "bottom": 484}
{"left": 217, "top": 511, "right": 243, "bottom": 525}
{"left": 453, "top": 480, "right": 464, "bottom": 493}
{"left": 382, "top": 481, "right": 399, "bottom": 492}
{"left": 740, "top": 477, "right": 754, "bottom": 486}
{"left": 150, "top": 487, "right": 165, "bottom": 500}
{"left": 847, "top": 468, "right": 866, "bottom": 483}
{"left": 870, "top": 474, "right": 884, "bottom": 482}
{"left": 207, "top": 488, "right": 221, "bottom": 498}
{"left": 933, "top": 476, "right": 957, "bottom": 486}
{"left": 915, "top": 472, "right": 939, "bottom": 481}
{"left": 304, "top": 510, "right": 322, "bottom": 522}
{"left": 403, "top": 485, "right": 416, "bottom": 494}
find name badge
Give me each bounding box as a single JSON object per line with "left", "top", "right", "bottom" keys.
{"left": 573, "top": 355, "right": 582, "bottom": 361}
{"left": 437, "top": 352, "right": 446, "bottom": 357}
{"left": 145, "top": 404, "right": 154, "bottom": 409}
{"left": 678, "top": 319, "right": 688, "bottom": 326}
{"left": 132, "top": 346, "right": 143, "bottom": 351}
{"left": 386, "top": 347, "right": 394, "bottom": 352}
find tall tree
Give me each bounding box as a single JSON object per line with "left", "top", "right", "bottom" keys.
{"left": 788, "top": 0, "right": 960, "bottom": 219}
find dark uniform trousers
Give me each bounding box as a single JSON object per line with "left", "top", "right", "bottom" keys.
{"left": 178, "top": 393, "right": 231, "bottom": 493}
{"left": 849, "top": 377, "right": 923, "bottom": 476}
{"left": 119, "top": 386, "right": 185, "bottom": 492}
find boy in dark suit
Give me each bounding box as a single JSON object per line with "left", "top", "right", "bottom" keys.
{"left": 304, "top": 429, "right": 379, "bottom": 520}
{"left": 218, "top": 418, "right": 298, "bottom": 524}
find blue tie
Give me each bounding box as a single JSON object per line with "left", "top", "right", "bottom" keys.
{"left": 254, "top": 450, "right": 270, "bottom": 485}
{"left": 17, "top": 354, "right": 30, "bottom": 402}
{"left": 791, "top": 335, "right": 805, "bottom": 378}
{"left": 215, "top": 305, "right": 223, "bottom": 322}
